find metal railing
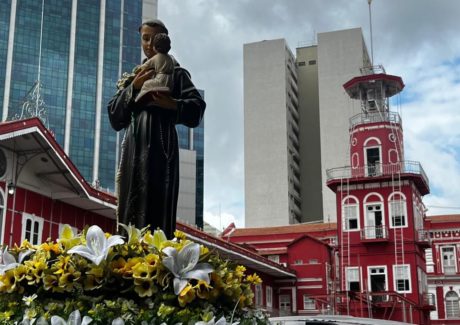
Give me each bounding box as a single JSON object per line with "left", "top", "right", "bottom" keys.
{"left": 349, "top": 112, "right": 401, "bottom": 129}
{"left": 361, "top": 226, "right": 389, "bottom": 240}
{"left": 416, "top": 229, "right": 431, "bottom": 243}
{"left": 326, "top": 160, "right": 429, "bottom": 189}
{"left": 421, "top": 293, "right": 436, "bottom": 307}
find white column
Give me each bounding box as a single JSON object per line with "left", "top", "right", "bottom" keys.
{"left": 2, "top": 0, "right": 17, "bottom": 121}
{"left": 92, "top": 0, "right": 106, "bottom": 183}
{"left": 64, "top": 0, "right": 77, "bottom": 154}
{"left": 292, "top": 287, "right": 297, "bottom": 313}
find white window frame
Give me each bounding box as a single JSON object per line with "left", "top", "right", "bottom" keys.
{"left": 441, "top": 246, "right": 457, "bottom": 275}
{"left": 346, "top": 266, "right": 361, "bottom": 292}
{"left": 303, "top": 295, "right": 316, "bottom": 310}
{"left": 267, "top": 255, "right": 280, "bottom": 263}
{"left": 266, "top": 286, "right": 273, "bottom": 308}
{"left": 389, "top": 193, "right": 407, "bottom": 229}
{"left": 21, "top": 213, "right": 44, "bottom": 245}
{"left": 446, "top": 290, "right": 460, "bottom": 318}
{"left": 425, "top": 248, "right": 434, "bottom": 273}
{"left": 363, "top": 138, "right": 382, "bottom": 176}
{"left": 363, "top": 199, "right": 385, "bottom": 239}
{"left": 367, "top": 265, "right": 388, "bottom": 293}
{"left": 342, "top": 196, "right": 360, "bottom": 232}
{"left": 393, "top": 264, "right": 411, "bottom": 293}
{"left": 255, "top": 284, "right": 263, "bottom": 306}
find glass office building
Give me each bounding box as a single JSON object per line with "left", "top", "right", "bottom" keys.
{"left": 176, "top": 89, "right": 205, "bottom": 228}
{"left": 0, "top": 0, "right": 204, "bottom": 227}
{"left": 0, "top": 0, "right": 148, "bottom": 190}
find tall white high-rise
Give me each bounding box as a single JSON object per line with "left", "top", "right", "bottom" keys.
{"left": 244, "top": 28, "right": 371, "bottom": 227}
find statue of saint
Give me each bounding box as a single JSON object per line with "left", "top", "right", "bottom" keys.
{"left": 108, "top": 19, "right": 206, "bottom": 238}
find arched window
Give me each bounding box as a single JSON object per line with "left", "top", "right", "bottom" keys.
{"left": 363, "top": 137, "right": 382, "bottom": 176}
{"left": 389, "top": 192, "right": 407, "bottom": 228}
{"left": 446, "top": 291, "right": 460, "bottom": 318}
{"left": 363, "top": 193, "right": 384, "bottom": 239}
{"left": 342, "top": 196, "right": 359, "bottom": 231}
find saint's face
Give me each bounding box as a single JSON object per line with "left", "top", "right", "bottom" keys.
{"left": 140, "top": 25, "right": 164, "bottom": 59}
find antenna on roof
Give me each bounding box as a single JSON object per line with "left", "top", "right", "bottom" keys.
{"left": 368, "top": 0, "right": 374, "bottom": 65}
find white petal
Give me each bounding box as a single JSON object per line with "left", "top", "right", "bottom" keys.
{"left": 111, "top": 318, "right": 125, "bottom": 325}
{"left": 50, "top": 316, "right": 67, "bottom": 325}
{"left": 85, "top": 226, "right": 106, "bottom": 255}
{"left": 177, "top": 243, "right": 200, "bottom": 273}
{"left": 2, "top": 250, "right": 17, "bottom": 265}
{"left": 68, "top": 310, "right": 81, "bottom": 325}
{"left": 183, "top": 264, "right": 213, "bottom": 283}
{"left": 162, "top": 246, "right": 177, "bottom": 258}
{"left": 68, "top": 246, "right": 101, "bottom": 265}
{"left": 18, "top": 250, "right": 33, "bottom": 263}
{"left": 173, "top": 277, "right": 188, "bottom": 295}
{"left": 215, "top": 317, "right": 227, "bottom": 325}
{"left": 36, "top": 317, "right": 49, "bottom": 325}
{"left": 81, "top": 316, "right": 93, "bottom": 325}
{"left": 162, "top": 256, "right": 179, "bottom": 276}
{"left": 107, "top": 235, "right": 124, "bottom": 248}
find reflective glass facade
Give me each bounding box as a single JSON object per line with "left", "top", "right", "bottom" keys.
{"left": 176, "top": 89, "right": 205, "bottom": 228}
{"left": 0, "top": 0, "right": 142, "bottom": 190}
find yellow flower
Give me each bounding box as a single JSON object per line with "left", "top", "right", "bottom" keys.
{"left": 178, "top": 283, "right": 196, "bottom": 307}
{"left": 40, "top": 242, "right": 61, "bottom": 255}
{"left": 235, "top": 265, "right": 246, "bottom": 278}
{"left": 132, "top": 262, "right": 152, "bottom": 280}
{"left": 58, "top": 225, "right": 81, "bottom": 250}
{"left": 174, "top": 230, "right": 187, "bottom": 240}
{"left": 200, "top": 245, "right": 210, "bottom": 256}
{"left": 110, "top": 257, "right": 127, "bottom": 275}
{"left": 122, "top": 257, "right": 143, "bottom": 278}
{"left": 43, "top": 274, "right": 63, "bottom": 292}
{"left": 58, "top": 266, "right": 81, "bottom": 292}
{"left": 0, "top": 310, "right": 14, "bottom": 320}
{"left": 134, "top": 278, "right": 157, "bottom": 297}
{"left": 145, "top": 254, "right": 160, "bottom": 270}
{"left": 25, "top": 259, "right": 47, "bottom": 285}
{"left": 0, "top": 269, "right": 22, "bottom": 293}
{"left": 53, "top": 255, "right": 71, "bottom": 275}
{"left": 246, "top": 273, "right": 262, "bottom": 285}
{"left": 194, "top": 279, "right": 213, "bottom": 299}
{"left": 14, "top": 264, "right": 28, "bottom": 282}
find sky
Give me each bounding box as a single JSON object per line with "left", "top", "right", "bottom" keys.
{"left": 158, "top": 0, "right": 460, "bottom": 231}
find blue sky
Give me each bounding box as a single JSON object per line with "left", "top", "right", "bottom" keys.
{"left": 158, "top": 0, "right": 460, "bottom": 230}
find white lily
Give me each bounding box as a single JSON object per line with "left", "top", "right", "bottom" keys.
{"left": 16, "top": 316, "right": 49, "bottom": 325}
{"left": 111, "top": 318, "right": 124, "bottom": 325}
{"left": 0, "top": 246, "right": 32, "bottom": 275}
{"left": 162, "top": 242, "right": 214, "bottom": 295}
{"left": 51, "top": 310, "right": 92, "bottom": 325}
{"left": 68, "top": 225, "right": 124, "bottom": 266}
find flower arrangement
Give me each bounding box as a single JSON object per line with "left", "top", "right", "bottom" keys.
{"left": 0, "top": 224, "right": 268, "bottom": 325}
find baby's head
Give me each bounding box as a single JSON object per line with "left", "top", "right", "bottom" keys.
{"left": 153, "top": 33, "right": 171, "bottom": 54}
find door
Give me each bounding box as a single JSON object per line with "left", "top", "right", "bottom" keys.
{"left": 365, "top": 204, "right": 383, "bottom": 239}
{"left": 366, "top": 147, "right": 380, "bottom": 176}
{"left": 369, "top": 267, "right": 387, "bottom": 302}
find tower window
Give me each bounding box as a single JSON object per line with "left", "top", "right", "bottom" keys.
{"left": 390, "top": 200, "right": 407, "bottom": 228}
{"left": 393, "top": 264, "right": 411, "bottom": 293}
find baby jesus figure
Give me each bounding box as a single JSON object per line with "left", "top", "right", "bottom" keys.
{"left": 135, "top": 33, "right": 174, "bottom": 102}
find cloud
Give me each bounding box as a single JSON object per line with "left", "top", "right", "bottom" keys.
{"left": 159, "top": 0, "right": 460, "bottom": 225}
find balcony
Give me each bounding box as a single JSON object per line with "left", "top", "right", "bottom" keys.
{"left": 349, "top": 111, "right": 401, "bottom": 129}
{"left": 420, "top": 293, "right": 436, "bottom": 311}
{"left": 360, "top": 226, "right": 389, "bottom": 242}
{"left": 416, "top": 229, "right": 432, "bottom": 248}
{"left": 326, "top": 161, "right": 430, "bottom": 195}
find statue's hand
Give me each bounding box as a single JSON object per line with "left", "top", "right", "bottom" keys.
{"left": 151, "top": 92, "right": 178, "bottom": 110}
{"left": 132, "top": 68, "right": 155, "bottom": 90}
